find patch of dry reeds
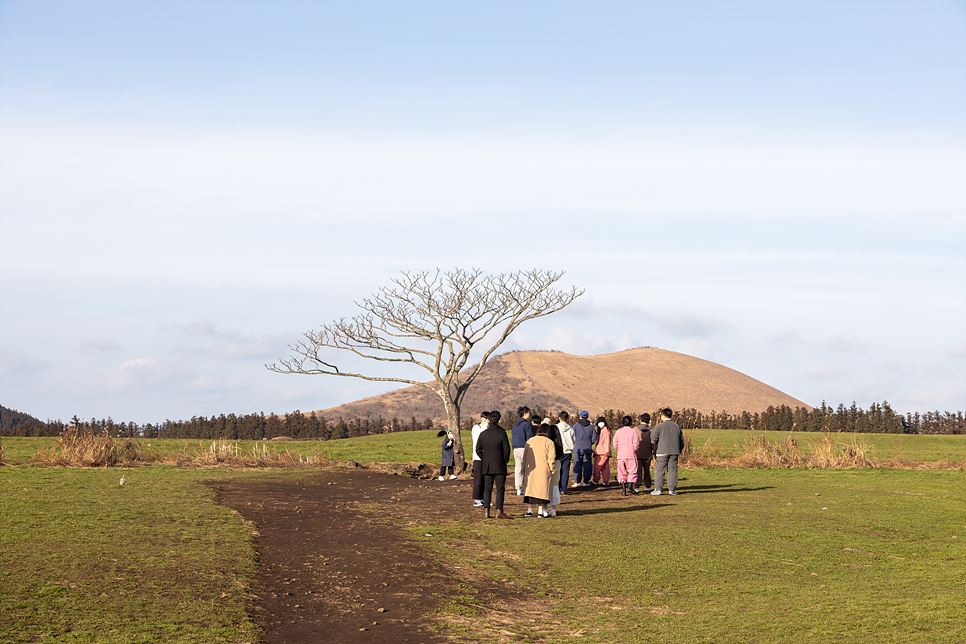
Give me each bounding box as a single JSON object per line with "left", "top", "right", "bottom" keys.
{"left": 681, "top": 432, "right": 882, "bottom": 470}
{"left": 35, "top": 425, "right": 119, "bottom": 467}
{"left": 185, "top": 440, "right": 333, "bottom": 469}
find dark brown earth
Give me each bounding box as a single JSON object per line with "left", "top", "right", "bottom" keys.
{"left": 210, "top": 465, "right": 658, "bottom": 643}
{"left": 210, "top": 466, "right": 535, "bottom": 644}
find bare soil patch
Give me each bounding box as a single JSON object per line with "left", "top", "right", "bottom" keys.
{"left": 210, "top": 466, "right": 544, "bottom": 644}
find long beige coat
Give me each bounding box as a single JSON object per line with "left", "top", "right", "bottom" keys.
{"left": 523, "top": 435, "right": 556, "bottom": 502}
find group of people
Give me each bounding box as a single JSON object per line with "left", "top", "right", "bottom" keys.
{"left": 442, "top": 406, "right": 685, "bottom": 519}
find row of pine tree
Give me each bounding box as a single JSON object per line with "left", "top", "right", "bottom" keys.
{"left": 2, "top": 400, "right": 963, "bottom": 438}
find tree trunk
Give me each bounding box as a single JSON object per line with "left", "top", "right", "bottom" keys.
{"left": 442, "top": 394, "right": 466, "bottom": 475}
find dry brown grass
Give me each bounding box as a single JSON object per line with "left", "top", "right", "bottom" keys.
{"left": 30, "top": 431, "right": 334, "bottom": 469}
{"left": 682, "top": 431, "right": 880, "bottom": 469}
{"left": 187, "top": 440, "right": 332, "bottom": 468}
{"left": 0, "top": 438, "right": 5, "bottom": 466}
{"left": 35, "top": 425, "right": 119, "bottom": 467}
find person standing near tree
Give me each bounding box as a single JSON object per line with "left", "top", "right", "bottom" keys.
{"left": 470, "top": 411, "right": 490, "bottom": 507}
{"left": 651, "top": 408, "right": 684, "bottom": 495}
{"left": 511, "top": 407, "right": 534, "bottom": 496}
{"left": 439, "top": 430, "right": 456, "bottom": 480}
{"left": 556, "top": 411, "right": 575, "bottom": 495}
{"left": 571, "top": 411, "right": 596, "bottom": 487}
{"left": 612, "top": 415, "right": 641, "bottom": 496}
{"left": 476, "top": 410, "right": 512, "bottom": 519}
{"left": 592, "top": 416, "right": 612, "bottom": 486}
{"left": 635, "top": 413, "right": 654, "bottom": 493}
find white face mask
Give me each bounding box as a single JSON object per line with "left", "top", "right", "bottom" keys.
{"left": 598, "top": 422, "right": 605, "bottom": 428}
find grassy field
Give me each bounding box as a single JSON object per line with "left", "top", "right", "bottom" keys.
{"left": 3, "top": 428, "right": 965, "bottom": 466}
{"left": 443, "top": 467, "right": 966, "bottom": 643}
{"left": 1, "top": 431, "right": 964, "bottom": 643}
{"left": 0, "top": 466, "right": 262, "bottom": 644}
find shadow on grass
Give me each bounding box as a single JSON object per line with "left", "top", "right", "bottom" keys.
{"left": 675, "top": 484, "right": 775, "bottom": 494}
{"left": 560, "top": 503, "right": 673, "bottom": 516}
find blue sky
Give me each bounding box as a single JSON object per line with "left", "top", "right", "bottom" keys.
{"left": 1, "top": 0, "right": 964, "bottom": 423}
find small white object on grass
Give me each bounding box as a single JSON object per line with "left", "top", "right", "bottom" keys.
{"left": 119, "top": 477, "right": 125, "bottom": 485}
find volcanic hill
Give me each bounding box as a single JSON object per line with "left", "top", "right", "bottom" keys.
{"left": 311, "top": 348, "right": 811, "bottom": 424}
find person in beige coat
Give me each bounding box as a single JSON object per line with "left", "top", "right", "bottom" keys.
{"left": 522, "top": 424, "right": 557, "bottom": 518}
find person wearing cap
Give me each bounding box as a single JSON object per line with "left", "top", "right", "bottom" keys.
{"left": 571, "top": 411, "right": 597, "bottom": 487}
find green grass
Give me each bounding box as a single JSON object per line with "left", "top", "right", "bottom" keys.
{"left": 0, "top": 466, "right": 263, "bottom": 644}
{"left": 431, "top": 468, "right": 966, "bottom": 643}
{"left": 2, "top": 431, "right": 964, "bottom": 644}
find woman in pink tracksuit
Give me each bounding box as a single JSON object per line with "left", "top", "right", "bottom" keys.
{"left": 612, "top": 415, "right": 641, "bottom": 496}
{"left": 592, "top": 417, "right": 612, "bottom": 486}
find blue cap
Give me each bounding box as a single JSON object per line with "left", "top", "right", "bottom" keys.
{"left": 579, "top": 411, "right": 589, "bottom": 418}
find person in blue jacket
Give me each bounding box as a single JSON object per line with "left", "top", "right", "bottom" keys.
{"left": 511, "top": 406, "right": 534, "bottom": 495}
{"left": 571, "top": 411, "right": 598, "bottom": 487}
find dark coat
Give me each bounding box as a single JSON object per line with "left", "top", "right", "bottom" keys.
{"left": 476, "top": 426, "right": 511, "bottom": 476}
{"left": 441, "top": 435, "right": 455, "bottom": 467}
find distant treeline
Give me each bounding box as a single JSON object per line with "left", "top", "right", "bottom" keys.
{"left": 608, "top": 401, "right": 963, "bottom": 435}
{"left": 2, "top": 400, "right": 963, "bottom": 439}
{"left": 0, "top": 408, "right": 437, "bottom": 440}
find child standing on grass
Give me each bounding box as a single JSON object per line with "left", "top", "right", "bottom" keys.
{"left": 439, "top": 430, "right": 456, "bottom": 480}
{"left": 592, "top": 417, "right": 612, "bottom": 486}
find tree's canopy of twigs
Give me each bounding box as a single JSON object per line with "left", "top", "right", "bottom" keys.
{"left": 267, "top": 269, "right": 583, "bottom": 408}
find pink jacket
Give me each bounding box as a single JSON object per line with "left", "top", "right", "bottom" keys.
{"left": 612, "top": 426, "right": 640, "bottom": 459}
{"left": 594, "top": 427, "right": 612, "bottom": 456}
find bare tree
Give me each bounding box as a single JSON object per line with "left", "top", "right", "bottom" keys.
{"left": 267, "top": 268, "right": 583, "bottom": 472}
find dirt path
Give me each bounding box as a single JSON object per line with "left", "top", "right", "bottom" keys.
{"left": 211, "top": 466, "right": 656, "bottom": 643}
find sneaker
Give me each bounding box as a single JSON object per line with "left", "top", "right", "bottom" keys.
{"left": 525, "top": 509, "right": 533, "bottom": 517}
{"left": 517, "top": 488, "right": 523, "bottom": 496}
{"left": 549, "top": 508, "right": 557, "bottom": 517}
{"left": 651, "top": 490, "right": 661, "bottom": 495}
{"left": 631, "top": 487, "right": 641, "bottom": 494}
{"left": 438, "top": 476, "right": 445, "bottom": 481}
{"left": 669, "top": 490, "right": 678, "bottom": 495}
{"left": 449, "top": 474, "right": 457, "bottom": 479}
{"left": 473, "top": 499, "right": 483, "bottom": 507}
{"left": 537, "top": 511, "right": 546, "bottom": 518}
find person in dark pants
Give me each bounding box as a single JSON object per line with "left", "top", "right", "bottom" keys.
{"left": 651, "top": 408, "right": 684, "bottom": 496}
{"left": 571, "top": 411, "right": 597, "bottom": 487}
{"left": 556, "top": 411, "right": 575, "bottom": 495}
{"left": 470, "top": 411, "right": 491, "bottom": 507}
{"left": 635, "top": 413, "right": 654, "bottom": 493}
{"left": 438, "top": 430, "right": 456, "bottom": 480}
{"left": 476, "top": 410, "right": 512, "bottom": 519}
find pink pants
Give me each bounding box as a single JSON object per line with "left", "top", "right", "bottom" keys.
{"left": 592, "top": 455, "right": 610, "bottom": 484}
{"left": 617, "top": 457, "right": 639, "bottom": 484}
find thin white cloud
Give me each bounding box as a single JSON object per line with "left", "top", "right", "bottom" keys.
{"left": 82, "top": 340, "right": 123, "bottom": 352}
{"left": 107, "top": 357, "right": 188, "bottom": 389}
{"left": 170, "top": 322, "right": 291, "bottom": 360}
{"left": 804, "top": 364, "right": 851, "bottom": 380}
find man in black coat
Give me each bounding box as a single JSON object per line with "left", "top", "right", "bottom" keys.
{"left": 475, "top": 410, "right": 513, "bottom": 519}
